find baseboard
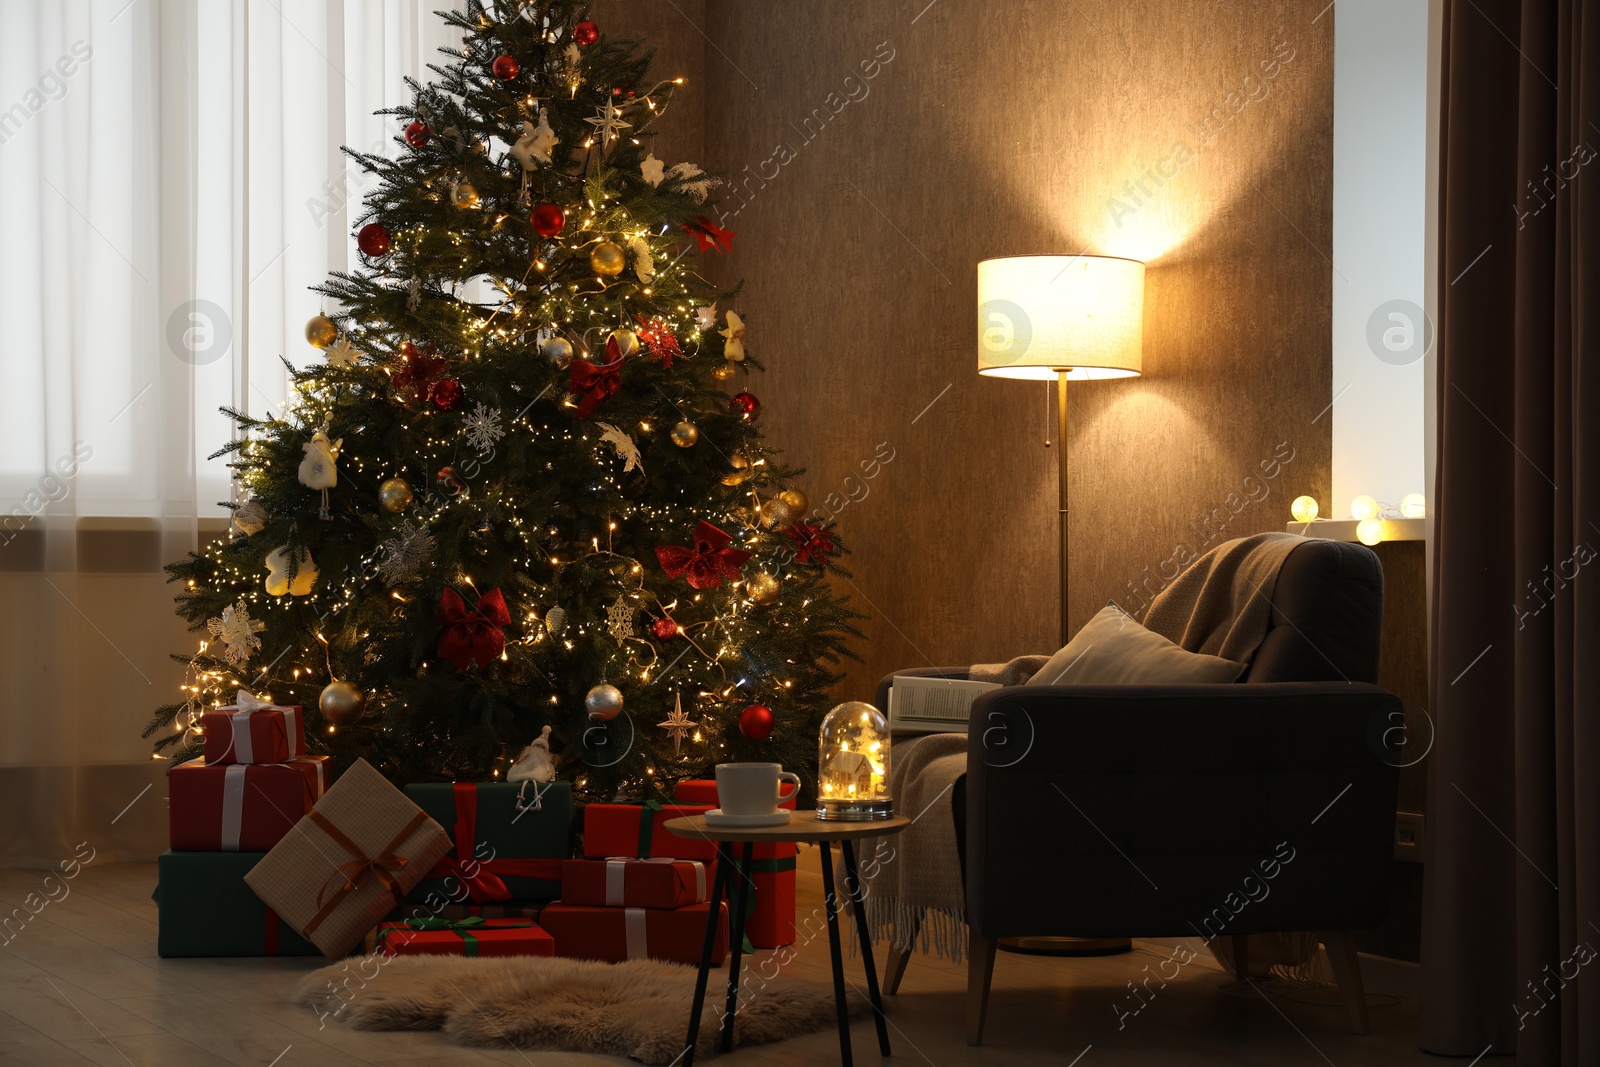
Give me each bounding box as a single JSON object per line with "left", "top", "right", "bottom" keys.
{"left": 1354, "top": 950, "right": 1419, "bottom": 1002}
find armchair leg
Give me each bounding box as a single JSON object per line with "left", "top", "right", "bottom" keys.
{"left": 1230, "top": 935, "right": 1251, "bottom": 983}
{"left": 966, "top": 933, "right": 997, "bottom": 1046}
{"left": 1321, "top": 931, "right": 1369, "bottom": 1035}
{"left": 883, "top": 909, "right": 922, "bottom": 995}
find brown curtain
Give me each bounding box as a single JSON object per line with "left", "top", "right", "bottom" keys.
{"left": 1423, "top": 0, "right": 1600, "bottom": 1063}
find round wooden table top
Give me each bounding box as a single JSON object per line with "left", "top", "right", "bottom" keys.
{"left": 663, "top": 811, "right": 911, "bottom": 843}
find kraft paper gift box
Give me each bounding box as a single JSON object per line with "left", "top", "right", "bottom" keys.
{"left": 168, "top": 756, "right": 328, "bottom": 852}
{"left": 244, "top": 758, "right": 453, "bottom": 959}
{"left": 670, "top": 778, "right": 797, "bottom": 947}
{"left": 560, "top": 857, "right": 708, "bottom": 910}
{"left": 200, "top": 690, "right": 306, "bottom": 764}
{"left": 581, "top": 802, "right": 715, "bottom": 861}
{"left": 540, "top": 901, "right": 728, "bottom": 965}
{"left": 154, "top": 851, "right": 320, "bottom": 957}
{"left": 375, "top": 916, "right": 555, "bottom": 958}
{"left": 403, "top": 781, "right": 570, "bottom": 905}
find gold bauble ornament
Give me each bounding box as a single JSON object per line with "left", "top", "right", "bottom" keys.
{"left": 540, "top": 336, "right": 574, "bottom": 368}
{"left": 779, "top": 487, "right": 809, "bottom": 516}
{"left": 378, "top": 477, "right": 414, "bottom": 513}
{"left": 318, "top": 679, "right": 366, "bottom": 725}
{"left": 305, "top": 314, "right": 338, "bottom": 349}
{"left": 451, "top": 181, "right": 481, "bottom": 209}
{"left": 759, "top": 498, "right": 792, "bottom": 528}
{"left": 670, "top": 421, "right": 699, "bottom": 448}
{"left": 711, "top": 361, "right": 737, "bottom": 381}
{"left": 607, "top": 328, "right": 640, "bottom": 359}
{"left": 590, "top": 241, "right": 626, "bottom": 277}
{"left": 747, "top": 571, "right": 782, "bottom": 605}
{"left": 721, "top": 453, "right": 752, "bottom": 486}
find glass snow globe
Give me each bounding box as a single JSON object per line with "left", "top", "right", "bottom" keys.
{"left": 816, "top": 701, "right": 892, "bottom": 820}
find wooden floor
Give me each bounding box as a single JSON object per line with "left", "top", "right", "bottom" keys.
{"left": 0, "top": 849, "right": 1478, "bottom": 1066}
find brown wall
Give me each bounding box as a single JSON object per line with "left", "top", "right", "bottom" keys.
{"left": 622, "top": 0, "right": 1335, "bottom": 699}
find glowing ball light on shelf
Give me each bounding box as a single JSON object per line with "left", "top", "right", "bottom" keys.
{"left": 1400, "top": 493, "right": 1427, "bottom": 519}
{"left": 1350, "top": 495, "right": 1379, "bottom": 521}
{"left": 1289, "top": 495, "right": 1319, "bottom": 523}
{"left": 1357, "top": 518, "right": 1386, "bottom": 546}
{"left": 816, "top": 701, "right": 893, "bottom": 821}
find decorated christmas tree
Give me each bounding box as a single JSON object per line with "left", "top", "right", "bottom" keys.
{"left": 144, "top": 0, "right": 860, "bottom": 803}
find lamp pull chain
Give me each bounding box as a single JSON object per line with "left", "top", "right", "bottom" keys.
{"left": 1044, "top": 380, "right": 1054, "bottom": 448}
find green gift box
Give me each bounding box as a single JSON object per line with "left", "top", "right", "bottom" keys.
{"left": 403, "top": 781, "right": 571, "bottom": 906}
{"left": 155, "top": 851, "right": 320, "bottom": 957}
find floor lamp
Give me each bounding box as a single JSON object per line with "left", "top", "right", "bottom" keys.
{"left": 977, "top": 253, "right": 1145, "bottom": 956}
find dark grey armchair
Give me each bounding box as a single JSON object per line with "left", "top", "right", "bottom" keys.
{"left": 875, "top": 538, "right": 1402, "bottom": 1043}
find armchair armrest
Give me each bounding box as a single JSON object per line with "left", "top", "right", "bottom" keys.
{"left": 964, "top": 681, "right": 1402, "bottom": 940}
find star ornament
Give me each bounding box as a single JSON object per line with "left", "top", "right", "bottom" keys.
{"left": 605, "top": 594, "right": 636, "bottom": 643}
{"left": 655, "top": 520, "right": 752, "bottom": 590}
{"left": 584, "top": 99, "right": 632, "bottom": 150}
{"left": 657, "top": 693, "right": 699, "bottom": 757}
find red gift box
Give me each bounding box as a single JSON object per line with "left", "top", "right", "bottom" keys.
{"left": 561, "top": 858, "right": 708, "bottom": 909}
{"left": 540, "top": 901, "right": 727, "bottom": 965}
{"left": 168, "top": 756, "right": 328, "bottom": 852}
{"left": 201, "top": 703, "right": 306, "bottom": 765}
{"left": 375, "top": 917, "right": 554, "bottom": 958}
{"left": 582, "top": 802, "right": 714, "bottom": 861}
{"left": 670, "top": 779, "right": 797, "bottom": 948}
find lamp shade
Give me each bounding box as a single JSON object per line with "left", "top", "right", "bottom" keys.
{"left": 977, "top": 254, "right": 1144, "bottom": 380}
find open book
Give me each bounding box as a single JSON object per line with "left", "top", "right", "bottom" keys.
{"left": 887, "top": 675, "right": 1001, "bottom": 734}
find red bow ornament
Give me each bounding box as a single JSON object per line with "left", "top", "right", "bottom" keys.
{"left": 391, "top": 341, "right": 447, "bottom": 406}
{"left": 682, "top": 215, "right": 736, "bottom": 254}
{"left": 655, "top": 521, "right": 753, "bottom": 590}
{"left": 785, "top": 521, "right": 836, "bottom": 565}
{"left": 569, "top": 359, "right": 621, "bottom": 419}
{"left": 634, "top": 315, "right": 681, "bottom": 368}
{"left": 436, "top": 588, "right": 511, "bottom": 670}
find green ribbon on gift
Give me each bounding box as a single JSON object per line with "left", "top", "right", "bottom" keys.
{"left": 377, "top": 915, "right": 532, "bottom": 958}
{"left": 726, "top": 854, "right": 796, "bottom": 953}
{"left": 635, "top": 799, "right": 664, "bottom": 859}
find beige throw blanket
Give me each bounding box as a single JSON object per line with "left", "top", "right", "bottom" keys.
{"left": 851, "top": 732, "right": 970, "bottom": 963}
{"left": 1142, "top": 531, "right": 1305, "bottom": 662}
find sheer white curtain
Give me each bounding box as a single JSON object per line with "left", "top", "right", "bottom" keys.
{"left": 0, "top": 0, "right": 462, "bottom": 866}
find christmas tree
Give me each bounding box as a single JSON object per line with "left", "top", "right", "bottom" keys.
{"left": 144, "top": 0, "right": 861, "bottom": 803}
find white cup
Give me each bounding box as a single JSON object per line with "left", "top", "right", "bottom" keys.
{"left": 715, "top": 762, "right": 801, "bottom": 817}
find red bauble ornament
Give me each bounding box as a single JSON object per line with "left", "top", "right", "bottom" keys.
{"left": 531, "top": 203, "right": 566, "bottom": 237}
{"left": 573, "top": 19, "right": 599, "bottom": 46}
{"left": 651, "top": 617, "right": 679, "bottom": 640}
{"left": 404, "top": 121, "right": 429, "bottom": 148}
{"left": 356, "top": 222, "right": 392, "bottom": 257}
{"left": 491, "top": 55, "right": 520, "bottom": 81}
{"left": 430, "top": 377, "right": 464, "bottom": 411}
{"left": 739, "top": 704, "right": 775, "bottom": 741}
{"left": 437, "top": 466, "right": 467, "bottom": 497}
{"left": 611, "top": 81, "right": 636, "bottom": 101}
{"left": 730, "top": 391, "right": 761, "bottom": 420}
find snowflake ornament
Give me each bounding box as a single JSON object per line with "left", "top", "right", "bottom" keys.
{"left": 207, "top": 599, "right": 265, "bottom": 667}
{"left": 667, "top": 162, "right": 716, "bottom": 203}
{"left": 406, "top": 276, "right": 423, "bottom": 312}
{"left": 379, "top": 521, "right": 436, "bottom": 587}
{"left": 596, "top": 421, "right": 644, "bottom": 474}
{"left": 325, "top": 335, "right": 359, "bottom": 368}
{"left": 463, "top": 403, "right": 505, "bottom": 453}
{"left": 640, "top": 153, "right": 665, "bottom": 187}
{"left": 695, "top": 305, "right": 718, "bottom": 331}
{"left": 605, "top": 595, "right": 635, "bottom": 643}
{"left": 628, "top": 236, "right": 654, "bottom": 283}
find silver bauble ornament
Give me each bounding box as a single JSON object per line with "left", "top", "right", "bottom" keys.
{"left": 540, "top": 336, "right": 574, "bottom": 368}
{"left": 670, "top": 421, "right": 699, "bottom": 448}
{"left": 747, "top": 571, "right": 782, "bottom": 605}
{"left": 585, "top": 683, "right": 624, "bottom": 721}
{"left": 319, "top": 679, "right": 366, "bottom": 725}
{"left": 378, "top": 477, "right": 414, "bottom": 513}
{"left": 544, "top": 605, "right": 568, "bottom": 637}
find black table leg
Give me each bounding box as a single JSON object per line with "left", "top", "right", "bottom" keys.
{"left": 719, "top": 841, "right": 756, "bottom": 1051}
{"left": 683, "top": 841, "right": 732, "bottom": 1067}
{"left": 842, "top": 839, "right": 891, "bottom": 1056}
{"left": 818, "top": 840, "right": 854, "bottom": 1067}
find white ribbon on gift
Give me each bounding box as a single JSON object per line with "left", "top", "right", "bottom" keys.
{"left": 218, "top": 689, "right": 302, "bottom": 761}
{"left": 624, "top": 907, "right": 649, "bottom": 959}
{"left": 220, "top": 765, "right": 247, "bottom": 851}
{"left": 602, "top": 857, "right": 708, "bottom": 906}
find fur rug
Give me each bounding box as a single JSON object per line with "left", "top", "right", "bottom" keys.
{"left": 294, "top": 954, "right": 867, "bottom": 1063}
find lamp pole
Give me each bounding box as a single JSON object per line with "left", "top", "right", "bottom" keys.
{"left": 1058, "top": 370, "right": 1071, "bottom": 646}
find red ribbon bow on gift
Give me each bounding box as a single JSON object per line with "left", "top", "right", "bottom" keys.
{"left": 634, "top": 315, "right": 681, "bottom": 368}
{"left": 655, "top": 521, "right": 753, "bottom": 590}
{"left": 436, "top": 588, "right": 511, "bottom": 670}
{"left": 784, "top": 521, "right": 836, "bottom": 565}
{"left": 569, "top": 359, "right": 622, "bottom": 419}
{"left": 424, "top": 784, "right": 563, "bottom": 902}
{"left": 682, "top": 215, "right": 736, "bottom": 254}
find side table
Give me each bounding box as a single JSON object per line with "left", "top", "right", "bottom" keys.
{"left": 664, "top": 811, "right": 910, "bottom": 1067}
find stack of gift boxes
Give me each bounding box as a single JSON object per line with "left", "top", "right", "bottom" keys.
{"left": 156, "top": 694, "right": 329, "bottom": 957}
{"left": 155, "top": 701, "right": 795, "bottom": 963}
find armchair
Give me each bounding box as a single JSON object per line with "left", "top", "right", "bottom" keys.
{"left": 875, "top": 538, "right": 1402, "bottom": 1043}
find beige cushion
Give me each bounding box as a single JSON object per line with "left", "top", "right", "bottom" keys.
{"left": 1027, "top": 604, "right": 1245, "bottom": 685}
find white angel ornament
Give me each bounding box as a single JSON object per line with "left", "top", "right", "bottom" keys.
{"left": 298, "top": 430, "right": 342, "bottom": 519}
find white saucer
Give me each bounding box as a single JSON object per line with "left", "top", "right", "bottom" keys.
{"left": 703, "top": 809, "right": 793, "bottom": 828}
